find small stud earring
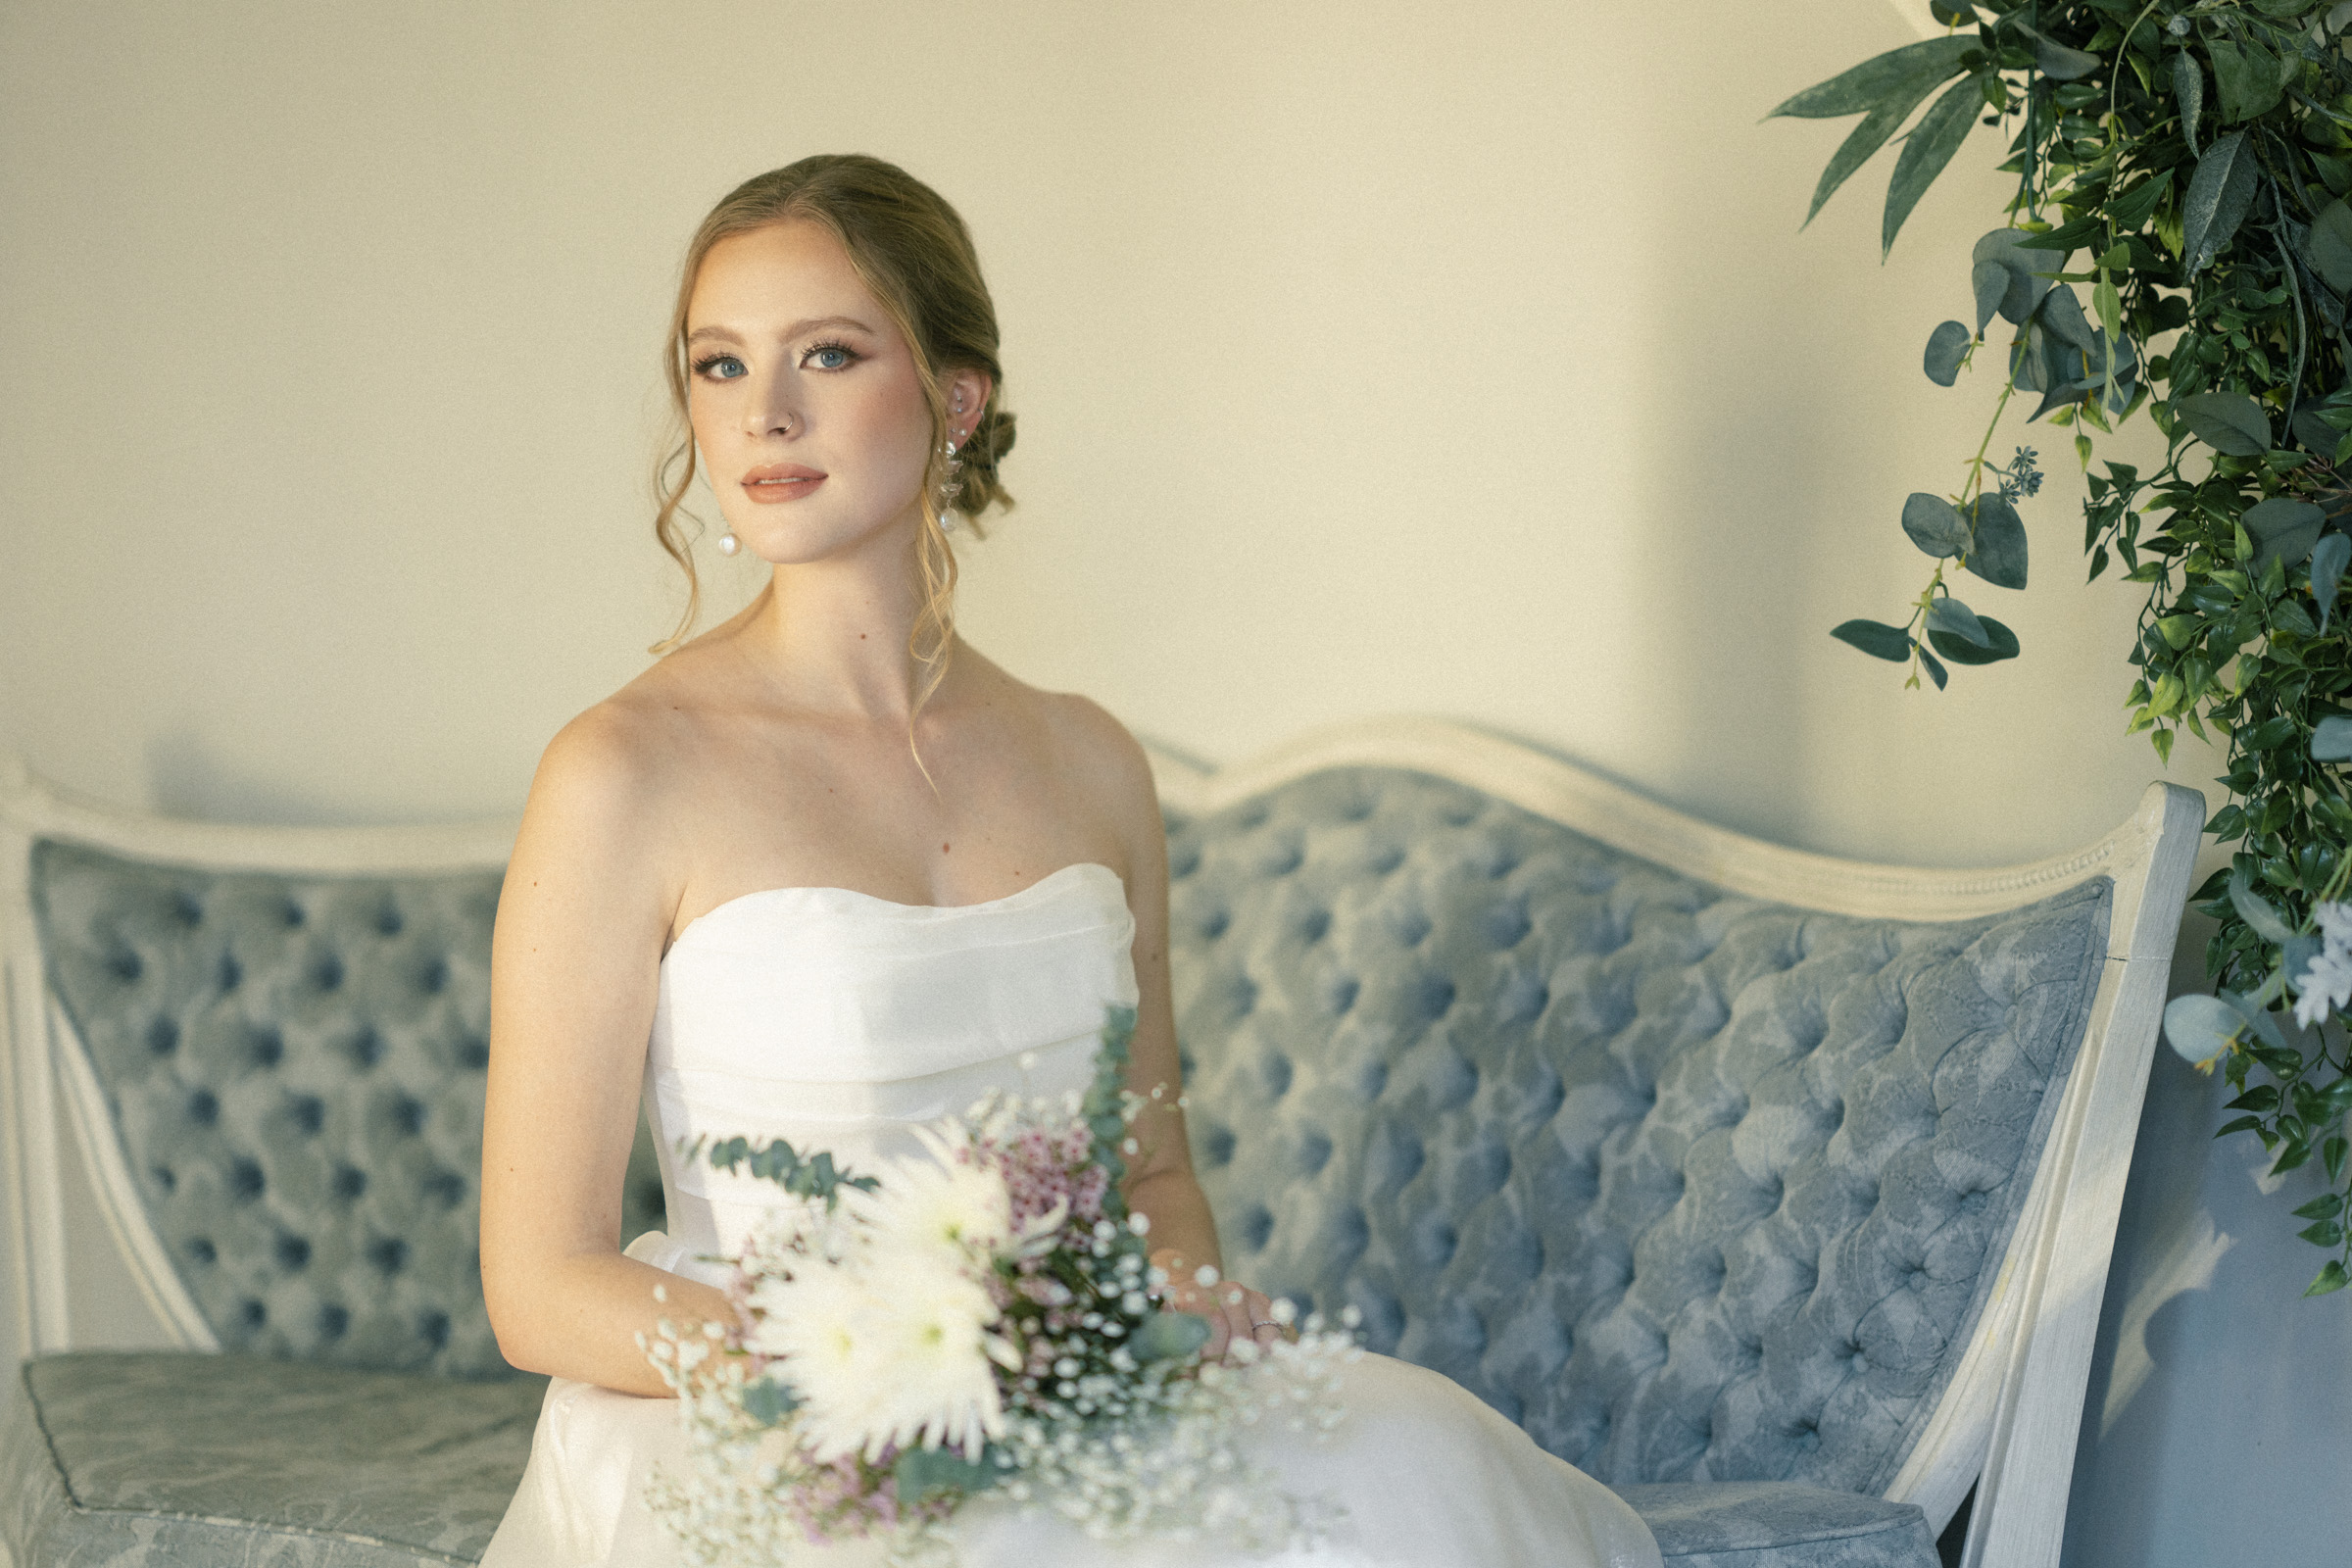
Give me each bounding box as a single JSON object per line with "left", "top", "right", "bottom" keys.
{"left": 717, "top": 530, "right": 740, "bottom": 556}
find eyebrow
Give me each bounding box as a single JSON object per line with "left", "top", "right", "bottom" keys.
{"left": 685, "top": 315, "right": 877, "bottom": 347}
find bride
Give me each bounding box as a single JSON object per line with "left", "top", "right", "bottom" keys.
{"left": 476, "top": 154, "right": 1660, "bottom": 1568}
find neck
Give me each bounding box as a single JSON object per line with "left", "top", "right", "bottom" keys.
{"left": 728, "top": 517, "right": 951, "bottom": 723}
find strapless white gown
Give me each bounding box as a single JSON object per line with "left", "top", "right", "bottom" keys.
{"left": 481, "top": 861, "right": 1660, "bottom": 1568}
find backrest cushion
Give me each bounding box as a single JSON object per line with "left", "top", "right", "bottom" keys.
{"left": 31, "top": 840, "right": 665, "bottom": 1378}
{"left": 1166, "top": 767, "right": 2110, "bottom": 1495}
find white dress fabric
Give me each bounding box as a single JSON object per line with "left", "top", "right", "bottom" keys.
{"left": 482, "top": 861, "right": 1661, "bottom": 1568}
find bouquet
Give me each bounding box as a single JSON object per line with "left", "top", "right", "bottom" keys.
{"left": 641, "top": 1007, "right": 1361, "bottom": 1563}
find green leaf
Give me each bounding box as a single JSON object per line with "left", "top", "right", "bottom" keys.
{"left": 2306, "top": 1260, "right": 2350, "bottom": 1298}
{"left": 2110, "top": 169, "right": 2174, "bottom": 231}
{"left": 1902, "top": 492, "right": 1971, "bottom": 557}
{"left": 1975, "top": 228, "right": 2057, "bottom": 323}
{"left": 2180, "top": 131, "right": 2260, "bottom": 277}
{"left": 2230, "top": 867, "right": 2296, "bottom": 943}
{"left": 1927, "top": 596, "right": 1990, "bottom": 648}
{"left": 1924, "top": 319, "right": 1972, "bottom": 387}
{"left": 2300, "top": 1218, "right": 2347, "bottom": 1248}
{"left": 2245, "top": 498, "right": 2327, "bottom": 576}
{"left": 1929, "top": 614, "right": 2020, "bottom": 664}
{"left": 2328, "top": 1134, "right": 2350, "bottom": 1184}
{"left": 2173, "top": 48, "right": 2204, "bottom": 157}
{"left": 2312, "top": 714, "right": 2352, "bottom": 761}
{"left": 1767, "top": 36, "right": 1977, "bottom": 120}
{"left": 895, "top": 1444, "right": 1003, "bottom": 1507}
{"left": 1803, "top": 74, "right": 1968, "bottom": 228}
{"left": 2013, "top": 214, "right": 2106, "bottom": 252}
{"left": 2209, "top": 38, "right": 2285, "bottom": 124}
{"left": 1972, "top": 261, "right": 2008, "bottom": 334}
{"left": 2313, "top": 531, "right": 2350, "bottom": 633}
{"left": 2174, "top": 390, "right": 2271, "bottom": 456}
{"left": 1918, "top": 646, "right": 1949, "bottom": 689}
{"left": 1832, "top": 618, "right": 1916, "bottom": 661}
{"left": 2307, "top": 200, "right": 2352, "bottom": 294}
{"left": 2216, "top": 1113, "right": 2267, "bottom": 1139}
{"left": 2294, "top": 1192, "right": 2346, "bottom": 1221}
{"left": 741, "top": 1377, "right": 801, "bottom": 1425}
{"left": 2164, "top": 992, "right": 2249, "bottom": 1065}
{"left": 1883, "top": 77, "right": 1983, "bottom": 259}
{"left": 1964, "top": 494, "right": 2029, "bottom": 590}
{"left": 2033, "top": 35, "right": 2102, "bottom": 82}
{"left": 2037, "top": 284, "right": 2099, "bottom": 355}
{"left": 1131, "top": 1310, "right": 1214, "bottom": 1362}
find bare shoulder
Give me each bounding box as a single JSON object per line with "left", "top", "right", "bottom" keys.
{"left": 1032, "top": 689, "right": 1153, "bottom": 802}
{"left": 512, "top": 665, "right": 709, "bottom": 908}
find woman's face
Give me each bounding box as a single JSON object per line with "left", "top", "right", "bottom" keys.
{"left": 684, "top": 219, "right": 936, "bottom": 566}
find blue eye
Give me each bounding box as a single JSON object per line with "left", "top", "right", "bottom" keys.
{"left": 805, "top": 341, "right": 859, "bottom": 371}
{"left": 693, "top": 354, "right": 746, "bottom": 380}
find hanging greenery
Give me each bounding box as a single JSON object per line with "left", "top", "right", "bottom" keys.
{"left": 1776, "top": 0, "right": 2352, "bottom": 1296}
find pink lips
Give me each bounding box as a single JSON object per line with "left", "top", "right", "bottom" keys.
{"left": 742, "top": 464, "right": 825, "bottom": 503}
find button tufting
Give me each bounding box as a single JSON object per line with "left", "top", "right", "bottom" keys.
{"left": 1197, "top": 907, "right": 1230, "bottom": 942}
{"left": 282, "top": 901, "right": 305, "bottom": 928}
{"left": 1200, "top": 1124, "right": 1236, "bottom": 1167}
{"left": 275, "top": 1234, "right": 311, "bottom": 1270}
{"left": 171, "top": 891, "right": 202, "bottom": 926}
{"left": 107, "top": 948, "right": 142, "bottom": 983}
{"left": 1367, "top": 846, "right": 1405, "bottom": 876}
{"left": 418, "top": 1310, "right": 451, "bottom": 1349}
{"left": 332, "top": 1165, "right": 368, "bottom": 1200}
{"left": 1262, "top": 1052, "right": 1293, "bottom": 1098}
{"left": 348, "top": 1027, "right": 385, "bottom": 1070}
{"left": 250, "top": 1026, "right": 283, "bottom": 1068}
{"left": 288, "top": 1095, "right": 324, "bottom": 1135}
{"left": 416, "top": 956, "right": 450, "bottom": 995}
{"left": 240, "top": 1298, "right": 267, "bottom": 1330}
{"left": 1390, "top": 907, "right": 1432, "bottom": 947}
{"left": 145, "top": 1016, "right": 178, "bottom": 1056}
{"left": 1168, "top": 842, "right": 1201, "bottom": 880}
{"left": 318, "top": 1303, "right": 350, "bottom": 1340}
{"left": 152, "top": 1164, "right": 175, "bottom": 1193}
{"left": 1357, "top": 1059, "right": 1388, "bottom": 1101}
{"left": 368, "top": 1237, "right": 409, "bottom": 1275}
{"left": 229, "top": 1158, "right": 266, "bottom": 1200}
{"left": 1296, "top": 906, "right": 1331, "bottom": 945}
{"left": 1328, "top": 975, "right": 1360, "bottom": 1017}
{"left": 1231, "top": 803, "right": 1269, "bottom": 832}
{"left": 216, "top": 952, "right": 241, "bottom": 991}
{"left": 1414, "top": 973, "right": 1457, "bottom": 1021}
{"left": 456, "top": 1034, "right": 491, "bottom": 1070}
{"left": 186, "top": 1236, "right": 217, "bottom": 1266}
{"left": 420, "top": 1169, "right": 466, "bottom": 1208}
{"left": 1258, "top": 843, "right": 1303, "bottom": 877}
{"left": 188, "top": 1089, "right": 219, "bottom": 1126}
{"left": 1240, "top": 1204, "right": 1275, "bottom": 1252}
{"left": 375, "top": 903, "right": 404, "bottom": 936}
{"left": 1495, "top": 971, "right": 1547, "bottom": 1025}
{"left": 1484, "top": 902, "right": 1532, "bottom": 948}
{"left": 1298, "top": 1130, "right": 1333, "bottom": 1177}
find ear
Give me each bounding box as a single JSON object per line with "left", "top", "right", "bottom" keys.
{"left": 940, "top": 367, "right": 995, "bottom": 444}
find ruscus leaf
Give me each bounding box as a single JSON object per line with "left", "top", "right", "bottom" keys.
{"left": 1767, "top": 36, "right": 1976, "bottom": 120}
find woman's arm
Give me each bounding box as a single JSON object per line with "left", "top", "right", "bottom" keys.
{"left": 479, "top": 709, "right": 736, "bottom": 1396}
{"left": 1076, "top": 705, "right": 1284, "bottom": 1359}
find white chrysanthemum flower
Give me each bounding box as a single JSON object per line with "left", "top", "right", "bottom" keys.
{"left": 2316, "top": 901, "right": 2352, "bottom": 949}
{"left": 847, "top": 1128, "right": 1012, "bottom": 1256}
{"left": 759, "top": 1244, "right": 1006, "bottom": 1462}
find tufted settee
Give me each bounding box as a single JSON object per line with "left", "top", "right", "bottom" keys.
{"left": 0, "top": 720, "right": 2199, "bottom": 1568}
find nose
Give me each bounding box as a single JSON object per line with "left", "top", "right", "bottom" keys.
{"left": 743, "top": 368, "right": 796, "bottom": 439}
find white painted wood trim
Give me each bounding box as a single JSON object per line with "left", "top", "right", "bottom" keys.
{"left": 1146, "top": 717, "right": 2204, "bottom": 1552}
{"left": 1147, "top": 716, "right": 2184, "bottom": 921}
{"left": 46, "top": 999, "right": 217, "bottom": 1351}
{"left": 0, "top": 949, "right": 67, "bottom": 1359}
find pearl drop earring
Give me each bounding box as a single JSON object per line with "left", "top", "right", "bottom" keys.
{"left": 717, "top": 530, "right": 740, "bottom": 556}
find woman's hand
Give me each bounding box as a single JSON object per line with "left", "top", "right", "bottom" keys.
{"left": 1150, "top": 1247, "right": 1289, "bottom": 1361}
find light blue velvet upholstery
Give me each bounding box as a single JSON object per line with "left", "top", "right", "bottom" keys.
{"left": 1166, "top": 768, "right": 2107, "bottom": 1508}
{"left": 1612, "top": 1484, "right": 1937, "bottom": 1567}
{"left": 10, "top": 762, "right": 2112, "bottom": 1567}
{"left": 30, "top": 841, "right": 665, "bottom": 1380}
{"left": 2, "top": 1351, "right": 542, "bottom": 1566}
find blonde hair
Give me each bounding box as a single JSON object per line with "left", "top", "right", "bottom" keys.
{"left": 648, "top": 155, "right": 1016, "bottom": 720}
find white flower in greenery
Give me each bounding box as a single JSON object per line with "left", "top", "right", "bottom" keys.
{"left": 2296, "top": 940, "right": 2352, "bottom": 1029}
{"left": 756, "top": 1245, "right": 1007, "bottom": 1462}
{"left": 847, "top": 1127, "right": 1011, "bottom": 1256}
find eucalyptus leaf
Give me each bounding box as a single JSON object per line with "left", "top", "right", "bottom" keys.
{"left": 1131, "top": 1310, "right": 1214, "bottom": 1362}
{"left": 741, "top": 1377, "right": 801, "bottom": 1426}
{"left": 2313, "top": 714, "right": 2352, "bottom": 761}
{"left": 1926, "top": 596, "right": 1990, "bottom": 647}
{"left": 2209, "top": 38, "right": 2285, "bottom": 124}
{"left": 2313, "top": 530, "right": 2351, "bottom": 633}
{"left": 1924, "top": 319, "right": 1972, "bottom": 386}
{"left": 2283, "top": 934, "right": 2326, "bottom": 995}
{"left": 2174, "top": 390, "right": 2272, "bottom": 456}
{"left": 1928, "top": 614, "right": 2020, "bottom": 664}
{"left": 1767, "top": 36, "right": 1976, "bottom": 120}
{"left": 2011, "top": 324, "right": 2050, "bottom": 394}
{"left": 2309, "top": 201, "right": 2352, "bottom": 297}
{"left": 2230, "top": 867, "right": 2298, "bottom": 944}
{"left": 2181, "top": 131, "right": 2260, "bottom": 277}
{"left": 2173, "top": 48, "right": 2204, "bottom": 156}
{"left": 1964, "top": 495, "right": 2028, "bottom": 589}
{"left": 2036, "top": 284, "right": 2098, "bottom": 355}
{"left": 1902, "top": 492, "right": 1970, "bottom": 557}
{"left": 895, "top": 1446, "right": 1002, "bottom": 1507}
{"left": 1969, "top": 262, "right": 2008, "bottom": 336}
{"left": 1883, "top": 77, "right": 1982, "bottom": 259}
{"left": 2219, "top": 986, "right": 2288, "bottom": 1053}
{"left": 2245, "top": 497, "right": 2327, "bottom": 575}
{"left": 2163, "top": 992, "right": 2249, "bottom": 1065}
{"left": 1973, "top": 228, "right": 2055, "bottom": 323}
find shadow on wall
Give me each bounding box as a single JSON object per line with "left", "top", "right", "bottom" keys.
{"left": 144, "top": 730, "right": 455, "bottom": 828}
{"left": 2065, "top": 909, "right": 2352, "bottom": 1568}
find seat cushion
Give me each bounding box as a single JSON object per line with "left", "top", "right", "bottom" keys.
{"left": 2, "top": 1349, "right": 544, "bottom": 1566}
{"left": 1615, "top": 1482, "right": 1939, "bottom": 1568}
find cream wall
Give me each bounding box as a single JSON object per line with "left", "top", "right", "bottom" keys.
{"left": 1, "top": 3, "right": 2340, "bottom": 1563}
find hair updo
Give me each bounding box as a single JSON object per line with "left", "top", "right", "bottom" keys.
{"left": 650, "top": 154, "right": 1017, "bottom": 677}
